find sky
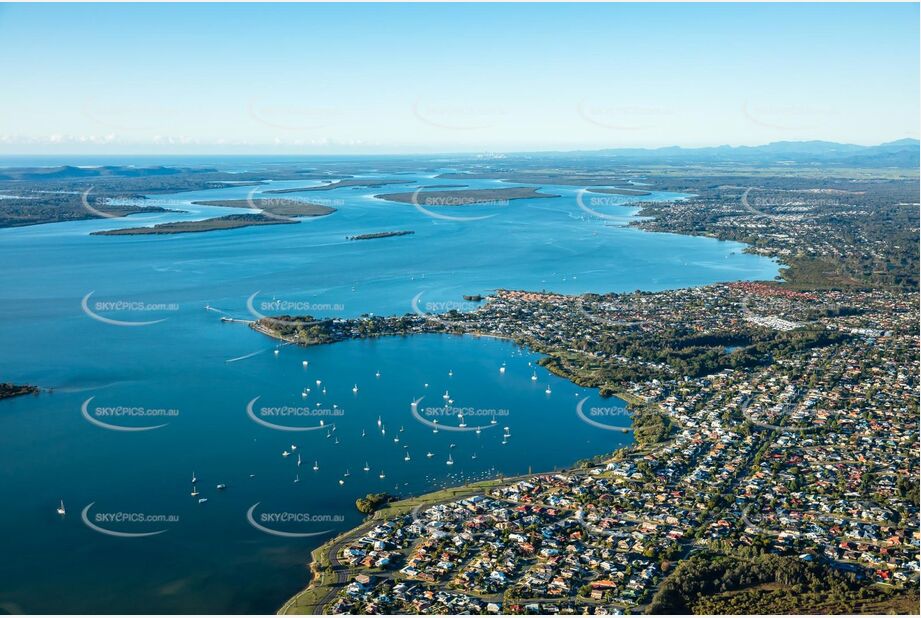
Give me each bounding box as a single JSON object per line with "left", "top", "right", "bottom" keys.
{"left": 0, "top": 2, "right": 918, "bottom": 154}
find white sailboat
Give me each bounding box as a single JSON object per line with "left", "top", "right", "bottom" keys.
{"left": 531, "top": 371, "right": 537, "bottom": 381}
{"left": 191, "top": 485, "right": 200, "bottom": 497}
{"left": 377, "top": 416, "right": 382, "bottom": 427}
{"left": 404, "top": 451, "right": 411, "bottom": 462}
{"left": 57, "top": 500, "right": 66, "bottom": 516}
{"left": 294, "top": 473, "right": 300, "bottom": 484}
{"left": 297, "top": 454, "right": 302, "bottom": 467}
{"left": 426, "top": 452, "right": 434, "bottom": 458}
{"left": 375, "top": 370, "right": 381, "bottom": 378}
{"left": 313, "top": 460, "right": 319, "bottom": 471}
{"left": 379, "top": 470, "right": 386, "bottom": 479}
{"left": 545, "top": 385, "right": 552, "bottom": 395}
{"left": 353, "top": 384, "right": 358, "bottom": 393}
{"left": 282, "top": 450, "right": 290, "bottom": 457}
{"left": 302, "top": 360, "right": 308, "bottom": 367}
{"left": 192, "top": 472, "right": 197, "bottom": 483}
{"left": 363, "top": 462, "right": 370, "bottom": 472}
{"left": 216, "top": 483, "right": 227, "bottom": 490}
{"left": 446, "top": 453, "right": 454, "bottom": 466}
{"left": 443, "top": 390, "right": 450, "bottom": 400}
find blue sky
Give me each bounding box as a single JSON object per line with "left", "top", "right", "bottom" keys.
{"left": 0, "top": 3, "right": 917, "bottom": 154}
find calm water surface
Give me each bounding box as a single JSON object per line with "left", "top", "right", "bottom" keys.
{"left": 0, "top": 169, "right": 778, "bottom": 613}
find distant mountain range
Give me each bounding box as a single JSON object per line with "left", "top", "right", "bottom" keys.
{"left": 567, "top": 138, "right": 920, "bottom": 168}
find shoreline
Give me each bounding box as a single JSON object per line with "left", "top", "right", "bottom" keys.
{"left": 259, "top": 325, "right": 651, "bottom": 615}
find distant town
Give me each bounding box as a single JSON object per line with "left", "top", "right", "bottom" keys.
{"left": 259, "top": 172, "right": 919, "bottom": 615}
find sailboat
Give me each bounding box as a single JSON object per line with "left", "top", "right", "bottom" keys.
{"left": 426, "top": 452, "right": 434, "bottom": 458}
{"left": 282, "top": 450, "right": 290, "bottom": 457}
{"left": 377, "top": 416, "right": 382, "bottom": 427}
{"left": 393, "top": 435, "right": 400, "bottom": 443}
{"left": 363, "top": 462, "right": 370, "bottom": 472}
{"left": 404, "top": 451, "right": 411, "bottom": 462}
{"left": 294, "top": 473, "right": 300, "bottom": 484}
{"left": 344, "top": 469, "right": 351, "bottom": 477}
{"left": 490, "top": 414, "right": 497, "bottom": 425}
{"left": 313, "top": 461, "right": 319, "bottom": 471}
{"left": 339, "top": 479, "right": 345, "bottom": 486}
{"left": 432, "top": 419, "right": 439, "bottom": 434}
{"left": 57, "top": 500, "right": 66, "bottom": 516}
{"left": 316, "top": 379, "right": 322, "bottom": 386}
{"left": 216, "top": 483, "right": 227, "bottom": 490}
{"left": 545, "top": 385, "right": 552, "bottom": 395}
{"left": 353, "top": 384, "right": 358, "bottom": 393}
{"left": 297, "top": 454, "right": 302, "bottom": 467}
{"left": 499, "top": 363, "right": 506, "bottom": 374}
{"left": 191, "top": 484, "right": 200, "bottom": 497}
{"left": 375, "top": 370, "right": 381, "bottom": 378}
{"left": 446, "top": 454, "right": 454, "bottom": 466}
{"left": 458, "top": 413, "right": 467, "bottom": 428}
{"left": 361, "top": 429, "right": 366, "bottom": 437}
{"left": 291, "top": 444, "right": 298, "bottom": 451}
{"left": 471, "top": 453, "right": 477, "bottom": 460}
{"left": 448, "top": 369, "right": 453, "bottom": 377}
{"left": 443, "top": 390, "right": 450, "bottom": 400}
{"left": 379, "top": 470, "right": 386, "bottom": 479}
{"left": 302, "top": 360, "right": 309, "bottom": 367}
{"left": 531, "top": 371, "right": 537, "bottom": 381}
{"left": 192, "top": 472, "right": 197, "bottom": 484}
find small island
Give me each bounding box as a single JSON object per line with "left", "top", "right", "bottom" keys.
{"left": 91, "top": 213, "right": 299, "bottom": 235}
{"left": 92, "top": 199, "right": 336, "bottom": 235}
{"left": 376, "top": 186, "right": 559, "bottom": 205}
{"left": 191, "top": 198, "right": 336, "bottom": 218}
{"left": 347, "top": 230, "right": 414, "bottom": 241}
{"left": 587, "top": 187, "right": 652, "bottom": 196}
{"left": 265, "top": 179, "right": 411, "bottom": 193}
{"left": 0, "top": 383, "right": 39, "bottom": 400}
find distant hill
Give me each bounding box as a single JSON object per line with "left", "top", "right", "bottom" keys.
{"left": 563, "top": 139, "right": 920, "bottom": 168}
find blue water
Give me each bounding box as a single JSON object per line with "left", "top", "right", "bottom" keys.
{"left": 0, "top": 167, "right": 778, "bottom": 613}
